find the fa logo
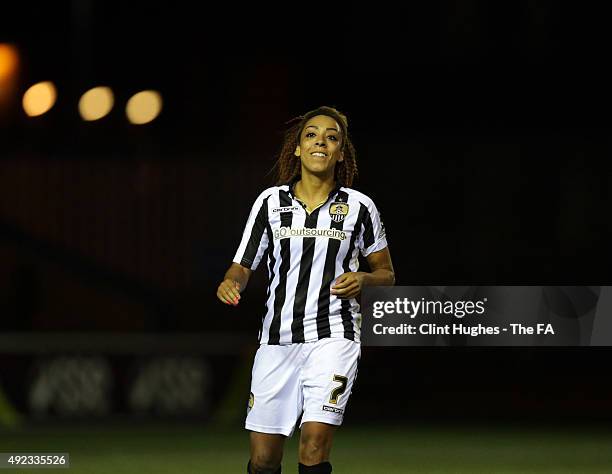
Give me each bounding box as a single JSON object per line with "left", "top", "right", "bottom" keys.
{"left": 329, "top": 202, "right": 349, "bottom": 222}
{"left": 537, "top": 324, "right": 555, "bottom": 335}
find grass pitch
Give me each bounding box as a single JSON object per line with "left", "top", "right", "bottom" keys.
{"left": 1, "top": 422, "right": 611, "bottom": 473}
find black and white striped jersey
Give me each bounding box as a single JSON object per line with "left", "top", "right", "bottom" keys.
{"left": 233, "top": 177, "right": 388, "bottom": 345}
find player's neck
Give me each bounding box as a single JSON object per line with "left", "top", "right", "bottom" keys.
{"left": 294, "top": 172, "right": 336, "bottom": 204}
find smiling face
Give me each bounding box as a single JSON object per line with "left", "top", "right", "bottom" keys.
{"left": 295, "top": 114, "right": 344, "bottom": 178}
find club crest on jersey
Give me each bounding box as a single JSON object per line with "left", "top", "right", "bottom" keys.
{"left": 329, "top": 202, "right": 349, "bottom": 222}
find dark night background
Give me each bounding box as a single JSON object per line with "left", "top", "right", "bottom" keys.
{"left": 1, "top": 1, "right": 611, "bottom": 427}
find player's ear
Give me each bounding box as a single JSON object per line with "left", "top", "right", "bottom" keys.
{"left": 294, "top": 146, "right": 301, "bottom": 157}
{"left": 338, "top": 151, "right": 344, "bottom": 162}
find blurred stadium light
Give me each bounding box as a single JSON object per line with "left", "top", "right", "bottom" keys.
{"left": 0, "top": 43, "right": 19, "bottom": 83}
{"left": 22, "top": 81, "right": 57, "bottom": 117}
{"left": 0, "top": 43, "right": 19, "bottom": 112}
{"left": 126, "top": 90, "right": 162, "bottom": 124}
{"left": 78, "top": 86, "right": 114, "bottom": 121}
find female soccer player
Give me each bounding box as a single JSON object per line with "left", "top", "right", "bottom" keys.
{"left": 217, "top": 106, "right": 395, "bottom": 474}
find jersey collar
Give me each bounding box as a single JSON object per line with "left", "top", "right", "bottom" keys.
{"left": 287, "top": 175, "right": 342, "bottom": 202}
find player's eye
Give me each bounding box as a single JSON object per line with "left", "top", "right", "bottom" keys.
{"left": 305, "top": 132, "right": 316, "bottom": 138}
{"left": 328, "top": 135, "right": 338, "bottom": 141}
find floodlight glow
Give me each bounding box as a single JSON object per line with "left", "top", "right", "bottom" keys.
{"left": 79, "top": 86, "right": 114, "bottom": 121}
{"left": 126, "top": 90, "right": 162, "bottom": 125}
{"left": 22, "top": 81, "right": 57, "bottom": 117}
{"left": 0, "top": 43, "right": 19, "bottom": 81}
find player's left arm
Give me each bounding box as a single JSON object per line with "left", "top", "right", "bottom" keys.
{"left": 331, "top": 247, "right": 395, "bottom": 299}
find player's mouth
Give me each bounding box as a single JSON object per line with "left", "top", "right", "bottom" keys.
{"left": 310, "top": 151, "right": 328, "bottom": 159}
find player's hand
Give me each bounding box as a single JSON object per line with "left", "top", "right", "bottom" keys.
{"left": 217, "top": 279, "right": 241, "bottom": 306}
{"left": 331, "top": 272, "right": 366, "bottom": 299}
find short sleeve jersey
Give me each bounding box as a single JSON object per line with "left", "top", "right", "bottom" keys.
{"left": 233, "top": 176, "right": 388, "bottom": 345}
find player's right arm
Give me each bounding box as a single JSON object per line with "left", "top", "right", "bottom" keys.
{"left": 217, "top": 263, "right": 252, "bottom": 306}
{"left": 217, "top": 188, "right": 272, "bottom": 306}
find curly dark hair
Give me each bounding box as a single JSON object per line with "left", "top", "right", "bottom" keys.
{"left": 273, "top": 106, "right": 358, "bottom": 187}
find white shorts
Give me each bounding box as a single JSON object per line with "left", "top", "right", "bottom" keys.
{"left": 245, "top": 337, "right": 361, "bottom": 437}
